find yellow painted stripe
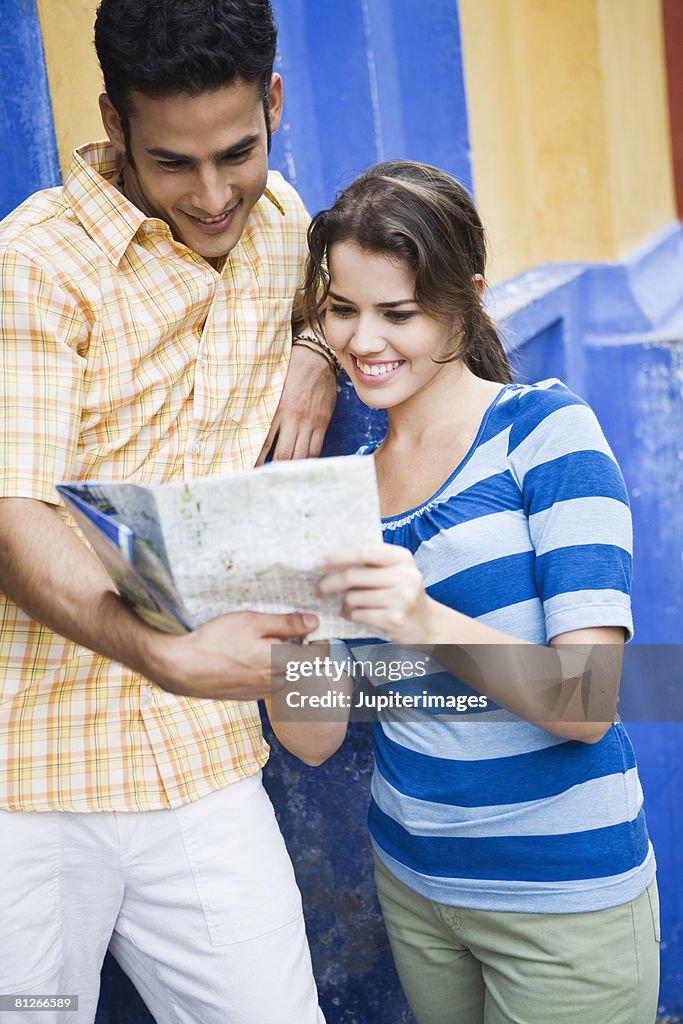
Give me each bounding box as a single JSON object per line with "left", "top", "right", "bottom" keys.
{"left": 458, "top": 0, "right": 676, "bottom": 281}
{"left": 36, "top": 0, "right": 104, "bottom": 178}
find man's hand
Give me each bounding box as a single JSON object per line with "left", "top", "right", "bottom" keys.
{"left": 148, "top": 610, "right": 319, "bottom": 701}
{"left": 256, "top": 343, "right": 337, "bottom": 464}
{"left": 0, "top": 497, "right": 319, "bottom": 703}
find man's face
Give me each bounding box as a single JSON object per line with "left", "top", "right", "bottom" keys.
{"left": 100, "top": 76, "right": 282, "bottom": 262}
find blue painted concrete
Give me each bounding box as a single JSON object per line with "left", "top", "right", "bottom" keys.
{"left": 270, "top": 0, "right": 472, "bottom": 214}
{"left": 0, "top": 0, "right": 61, "bottom": 218}
{"left": 490, "top": 223, "right": 683, "bottom": 1016}
{"left": 490, "top": 222, "right": 683, "bottom": 647}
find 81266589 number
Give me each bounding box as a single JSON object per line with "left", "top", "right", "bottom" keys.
{"left": 0, "top": 996, "right": 78, "bottom": 1012}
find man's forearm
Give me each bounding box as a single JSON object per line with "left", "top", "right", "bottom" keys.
{"left": 0, "top": 497, "right": 168, "bottom": 681}
{"left": 0, "top": 497, "right": 318, "bottom": 701}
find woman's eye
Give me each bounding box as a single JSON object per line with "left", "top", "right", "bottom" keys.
{"left": 385, "top": 310, "right": 415, "bottom": 324}
{"left": 327, "top": 304, "right": 355, "bottom": 318}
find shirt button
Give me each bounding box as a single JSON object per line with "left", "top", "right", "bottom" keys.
{"left": 192, "top": 441, "right": 201, "bottom": 455}
{"left": 204, "top": 272, "right": 213, "bottom": 285}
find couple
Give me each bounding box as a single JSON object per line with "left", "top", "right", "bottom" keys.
{"left": 0, "top": 1, "right": 658, "bottom": 1022}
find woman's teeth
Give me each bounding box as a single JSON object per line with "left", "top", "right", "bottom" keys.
{"left": 357, "top": 360, "right": 401, "bottom": 376}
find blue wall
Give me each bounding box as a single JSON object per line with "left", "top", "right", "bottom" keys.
{"left": 269, "top": 0, "right": 472, "bottom": 213}
{"left": 491, "top": 225, "right": 683, "bottom": 1017}
{"left": 0, "top": 0, "right": 60, "bottom": 218}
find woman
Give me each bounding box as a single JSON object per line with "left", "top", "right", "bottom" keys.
{"left": 270, "top": 160, "right": 659, "bottom": 1024}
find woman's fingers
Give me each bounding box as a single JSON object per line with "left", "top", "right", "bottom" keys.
{"left": 317, "top": 544, "right": 411, "bottom": 572}
{"left": 341, "top": 586, "right": 399, "bottom": 611}
{"left": 317, "top": 565, "right": 402, "bottom": 596}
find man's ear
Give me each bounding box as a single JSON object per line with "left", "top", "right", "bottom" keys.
{"left": 266, "top": 73, "right": 283, "bottom": 135}
{"left": 473, "top": 273, "right": 485, "bottom": 299}
{"left": 99, "top": 93, "right": 126, "bottom": 155}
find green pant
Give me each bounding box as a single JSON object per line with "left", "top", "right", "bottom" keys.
{"left": 374, "top": 854, "right": 660, "bottom": 1024}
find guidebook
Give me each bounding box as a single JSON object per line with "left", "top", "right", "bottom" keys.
{"left": 56, "top": 455, "right": 382, "bottom": 640}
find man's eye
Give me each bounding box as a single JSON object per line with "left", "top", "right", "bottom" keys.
{"left": 156, "top": 161, "right": 186, "bottom": 171}
{"left": 222, "top": 149, "right": 253, "bottom": 163}
{"left": 327, "top": 304, "right": 355, "bottom": 318}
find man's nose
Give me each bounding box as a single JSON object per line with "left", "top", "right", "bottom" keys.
{"left": 193, "top": 169, "right": 232, "bottom": 216}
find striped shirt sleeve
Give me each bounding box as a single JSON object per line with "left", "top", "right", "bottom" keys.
{"left": 507, "top": 383, "right": 633, "bottom": 641}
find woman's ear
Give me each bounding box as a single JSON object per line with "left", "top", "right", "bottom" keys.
{"left": 473, "top": 273, "right": 485, "bottom": 299}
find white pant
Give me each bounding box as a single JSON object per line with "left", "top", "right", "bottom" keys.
{"left": 0, "top": 773, "right": 325, "bottom": 1024}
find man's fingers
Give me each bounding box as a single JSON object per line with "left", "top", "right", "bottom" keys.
{"left": 255, "top": 422, "right": 325, "bottom": 465}
{"left": 269, "top": 422, "right": 297, "bottom": 462}
{"left": 306, "top": 427, "right": 327, "bottom": 459}
{"left": 255, "top": 421, "right": 280, "bottom": 466}
{"left": 262, "top": 612, "right": 319, "bottom": 638}
{"left": 290, "top": 426, "right": 315, "bottom": 462}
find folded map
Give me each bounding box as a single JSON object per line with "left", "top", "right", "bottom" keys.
{"left": 57, "top": 455, "right": 383, "bottom": 640}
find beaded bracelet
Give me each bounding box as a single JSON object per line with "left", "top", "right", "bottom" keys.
{"left": 292, "top": 334, "right": 344, "bottom": 375}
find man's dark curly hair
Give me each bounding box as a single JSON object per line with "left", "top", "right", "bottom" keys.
{"left": 95, "top": 0, "right": 277, "bottom": 123}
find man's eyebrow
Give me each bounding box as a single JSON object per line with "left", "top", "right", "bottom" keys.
{"left": 146, "top": 134, "right": 261, "bottom": 161}
{"left": 328, "top": 290, "right": 416, "bottom": 308}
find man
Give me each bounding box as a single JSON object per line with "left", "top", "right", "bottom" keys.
{"left": 0, "top": 2, "right": 334, "bottom": 1021}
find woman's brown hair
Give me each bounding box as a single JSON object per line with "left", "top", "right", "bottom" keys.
{"left": 301, "top": 160, "right": 513, "bottom": 384}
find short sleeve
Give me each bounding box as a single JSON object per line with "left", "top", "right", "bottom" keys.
{"left": 264, "top": 171, "right": 310, "bottom": 288}
{"left": 507, "top": 383, "right": 633, "bottom": 641}
{"left": 0, "top": 248, "right": 88, "bottom": 502}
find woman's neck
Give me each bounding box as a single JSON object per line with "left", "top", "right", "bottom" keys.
{"left": 383, "top": 362, "right": 495, "bottom": 449}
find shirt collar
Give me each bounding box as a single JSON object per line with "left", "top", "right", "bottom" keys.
{"left": 262, "top": 186, "right": 285, "bottom": 216}
{"left": 64, "top": 141, "right": 287, "bottom": 267}
{"left": 64, "top": 142, "right": 149, "bottom": 267}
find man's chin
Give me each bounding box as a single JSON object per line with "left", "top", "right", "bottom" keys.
{"left": 178, "top": 226, "right": 239, "bottom": 261}
{"left": 179, "top": 214, "right": 247, "bottom": 260}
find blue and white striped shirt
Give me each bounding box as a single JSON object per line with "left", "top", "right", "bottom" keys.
{"left": 346, "top": 379, "right": 653, "bottom": 913}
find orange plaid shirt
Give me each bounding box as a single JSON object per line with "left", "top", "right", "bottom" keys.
{"left": 0, "top": 142, "right": 309, "bottom": 811}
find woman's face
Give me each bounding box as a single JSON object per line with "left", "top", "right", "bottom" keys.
{"left": 325, "top": 242, "right": 460, "bottom": 409}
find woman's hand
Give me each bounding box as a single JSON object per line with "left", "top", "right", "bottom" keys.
{"left": 317, "top": 543, "right": 437, "bottom": 642}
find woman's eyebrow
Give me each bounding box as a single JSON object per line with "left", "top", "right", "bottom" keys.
{"left": 328, "top": 290, "right": 416, "bottom": 308}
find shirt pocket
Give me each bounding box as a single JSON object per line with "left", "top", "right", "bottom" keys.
{"left": 646, "top": 877, "right": 661, "bottom": 942}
